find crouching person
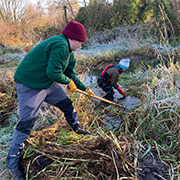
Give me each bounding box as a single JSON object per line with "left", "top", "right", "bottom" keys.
{"left": 97, "top": 59, "right": 130, "bottom": 106}
{"left": 6, "top": 21, "right": 94, "bottom": 180}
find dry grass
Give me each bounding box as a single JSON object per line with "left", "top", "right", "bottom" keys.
{"left": 21, "top": 129, "right": 132, "bottom": 180}
{"left": 0, "top": 68, "right": 16, "bottom": 97}
{"left": 0, "top": 92, "right": 17, "bottom": 124}
{"left": 0, "top": 44, "right": 179, "bottom": 179}
{"left": 117, "top": 61, "right": 180, "bottom": 180}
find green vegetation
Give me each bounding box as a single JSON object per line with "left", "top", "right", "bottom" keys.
{"left": 0, "top": 0, "right": 180, "bottom": 47}
{"left": 0, "top": 36, "right": 179, "bottom": 179}
{"left": 0, "top": 15, "right": 180, "bottom": 180}
{"left": 0, "top": 0, "right": 179, "bottom": 178}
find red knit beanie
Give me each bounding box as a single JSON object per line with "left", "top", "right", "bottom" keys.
{"left": 62, "top": 21, "right": 86, "bottom": 42}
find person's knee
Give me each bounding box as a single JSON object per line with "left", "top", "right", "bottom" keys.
{"left": 16, "top": 118, "right": 35, "bottom": 135}
{"left": 109, "top": 89, "right": 114, "bottom": 94}
{"left": 55, "top": 98, "right": 72, "bottom": 109}
{"left": 104, "top": 85, "right": 112, "bottom": 92}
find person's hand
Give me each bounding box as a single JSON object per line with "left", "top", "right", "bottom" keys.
{"left": 85, "top": 87, "right": 95, "bottom": 98}
{"left": 117, "top": 86, "right": 125, "bottom": 96}
{"left": 67, "top": 79, "right": 77, "bottom": 92}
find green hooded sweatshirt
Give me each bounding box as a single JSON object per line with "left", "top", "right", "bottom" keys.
{"left": 14, "top": 34, "right": 86, "bottom": 91}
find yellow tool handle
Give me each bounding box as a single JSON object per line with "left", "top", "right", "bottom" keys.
{"left": 76, "top": 89, "right": 122, "bottom": 107}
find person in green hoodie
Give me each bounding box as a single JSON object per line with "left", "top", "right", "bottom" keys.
{"left": 7, "top": 21, "right": 94, "bottom": 180}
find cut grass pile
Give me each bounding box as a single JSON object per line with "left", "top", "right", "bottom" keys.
{"left": 0, "top": 38, "right": 179, "bottom": 179}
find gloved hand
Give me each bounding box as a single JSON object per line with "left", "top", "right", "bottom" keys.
{"left": 117, "top": 86, "right": 125, "bottom": 96}
{"left": 67, "top": 79, "right": 77, "bottom": 92}
{"left": 85, "top": 87, "right": 95, "bottom": 97}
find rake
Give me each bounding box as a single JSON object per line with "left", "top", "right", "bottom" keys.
{"left": 76, "top": 89, "right": 123, "bottom": 108}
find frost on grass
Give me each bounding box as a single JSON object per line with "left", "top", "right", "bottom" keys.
{"left": 0, "top": 53, "right": 24, "bottom": 64}
{"left": 0, "top": 113, "right": 18, "bottom": 172}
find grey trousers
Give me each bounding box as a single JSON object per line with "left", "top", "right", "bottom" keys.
{"left": 6, "top": 83, "right": 79, "bottom": 169}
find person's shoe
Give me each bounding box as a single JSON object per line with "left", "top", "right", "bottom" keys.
{"left": 75, "top": 128, "right": 90, "bottom": 135}
{"left": 9, "top": 166, "right": 25, "bottom": 180}
{"left": 119, "top": 95, "right": 126, "bottom": 100}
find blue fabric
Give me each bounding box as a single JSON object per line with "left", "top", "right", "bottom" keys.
{"left": 7, "top": 141, "right": 25, "bottom": 169}
{"left": 118, "top": 62, "right": 128, "bottom": 69}
{"left": 118, "top": 59, "right": 130, "bottom": 69}
{"left": 7, "top": 82, "right": 79, "bottom": 169}
{"left": 112, "top": 64, "right": 119, "bottom": 69}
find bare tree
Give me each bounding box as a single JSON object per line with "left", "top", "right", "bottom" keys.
{"left": 20, "top": 3, "right": 45, "bottom": 42}
{"left": 0, "top": 0, "right": 31, "bottom": 23}
{"left": 0, "top": 0, "right": 46, "bottom": 46}
{"left": 46, "top": 0, "right": 80, "bottom": 25}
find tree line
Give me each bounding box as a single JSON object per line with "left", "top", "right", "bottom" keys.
{"left": 0, "top": 0, "right": 179, "bottom": 46}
